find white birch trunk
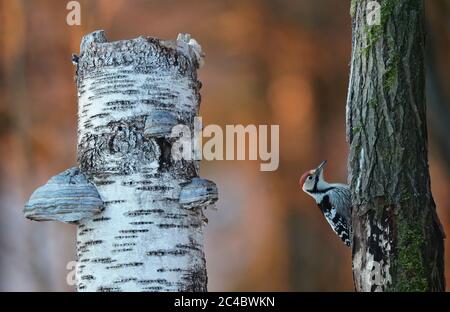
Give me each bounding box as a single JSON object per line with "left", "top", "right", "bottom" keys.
{"left": 74, "top": 30, "right": 209, "bottom": 292}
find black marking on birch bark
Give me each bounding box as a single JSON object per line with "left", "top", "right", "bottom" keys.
{"left": 103, "top": 200, "right": 126, "bottom": 205}
{"left": 147, "top": 249, "right": 189, "bottom": 257}
{"left": 90, "top": 113, "right": 110, "bottom": 119}
{"left": 142, "top": 286, "right": 164, "bottom": 291}
{"left": 91, "top": 257, "right": 116, "bottom": 264}
{"left": 129, "top": 221, "right": 154, "bottom": 225}
{"left": 125, "top": 209, "right": 164, "bottom": 216}
{"left": 157, "top": 268, "right": 184, "bottom": 273}
{"left": 92, "top": 217, "right": 110, "bottom": 222}
{"left": 157, "top": 224, "right": 190, "bottom": 229}
{"left": 119, "top": 229, "right": 149, "bottom": 234}
{"left": 113, "top": 242, "right": 136, "bottom": 247}
{"left": 176, "top": 244, "right": 202, "bottom": 252}
{"left": 137, "top": 279, "right": 172, "bottom": 286}
{"left": 94, "top": 180, "right": 116, "bottom": 186}
{"left": 163, "top": 213, "right": 189, "bottom": 219}
{"left": 97, "top": 286, "right": 121, "bottom": 292}
{"left": 113, "top": 277, "right": 138, "bottom": 284}
{"left": 114, "top": 235, "right": 138, "bottom": 240}
{"left": 81, "top": 240, "right": 103, "bottom": 246}
{"left": 136, "top": 185, "right": 173, "bottom": 192}
{"left": 106, "top": 262, "right": 144, "bottom": 269}
{"left": 111, "top": 248, "right": 133, "bottom": 253}
{"left": 189, "top": 222, "right": 203, "bottom": 229}
{"left": 81, "top": 275, "right": 95, "bottom": 281}
{"left": 78, "top": 228, "right": 94, "bottom": 236}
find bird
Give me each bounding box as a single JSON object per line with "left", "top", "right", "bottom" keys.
{"left": 299, "top": 160, "right": 352, "bottom": 247}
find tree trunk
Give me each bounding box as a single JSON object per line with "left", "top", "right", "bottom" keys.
{"left": 347, "top": 0, "right": 445, "bottom": 291}
{"left": 75, "top": 30, "right": 209, "bottom": 292}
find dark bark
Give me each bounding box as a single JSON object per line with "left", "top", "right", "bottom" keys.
{"left": 347, "top": 0, "right": 445, "bottom": 291}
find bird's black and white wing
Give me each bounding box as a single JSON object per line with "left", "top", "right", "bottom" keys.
{"left": 318, "top": 185, "right": 352, "bottom": 246}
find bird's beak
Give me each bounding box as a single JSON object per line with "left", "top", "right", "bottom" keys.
{"left": 315, "top": 160, "right": 327, "bottom": 174}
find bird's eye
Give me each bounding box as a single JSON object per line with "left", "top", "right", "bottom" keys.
{"left": 308, "top": 176, "right": 312, "bottom": 180}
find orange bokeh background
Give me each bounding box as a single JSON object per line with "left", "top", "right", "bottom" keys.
{"left": 0, "top": 0, "right": 449, "bottom": 291}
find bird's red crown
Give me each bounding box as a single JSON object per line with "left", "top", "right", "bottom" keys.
{"left": 299, "top": 170, "right": 314, "bottom": 187}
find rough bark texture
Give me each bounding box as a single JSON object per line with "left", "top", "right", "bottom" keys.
{"left": 347, "top": 0, "right": 445, "bottom": 291}
{"left": 75, "top": 30, "right": 208, "bottom": 291}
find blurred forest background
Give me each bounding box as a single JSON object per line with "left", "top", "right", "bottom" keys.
{"left": 0, "top": 0, "right": 449, "bottom": 291}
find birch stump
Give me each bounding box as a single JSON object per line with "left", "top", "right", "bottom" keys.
{"left": 25, "top": 30, "right": 217, "bottom": 292}
{"left": 347, "top": 0, "right": 445, "bottom": 291}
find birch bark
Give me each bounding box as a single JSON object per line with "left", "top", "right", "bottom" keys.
{"left": 347, "top": 0, "right": 445, "bottom": 291}
{"left": 75, "top": 30, "right": 209, "bottom": 292}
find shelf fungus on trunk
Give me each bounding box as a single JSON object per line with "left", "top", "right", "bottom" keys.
{"left": 144, "top": 111, "right": 179, "bottom": 138}
{"left": 24, "top": 167, "right": 103, "bottom": 223}
{"left": 179, "top": 178, "right": 218, "bottom": 210}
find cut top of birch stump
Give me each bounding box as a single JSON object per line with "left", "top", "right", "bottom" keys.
{"left": 24, "top": 30, "right": 217, "bottom": 292}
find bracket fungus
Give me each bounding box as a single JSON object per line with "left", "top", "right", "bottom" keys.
{"left": 144, "top": 110, "right": 179, "bottom": 138}
{"left": 179, "top": 178, "right": 218, "bottom": 209}
{"left": 24, "top": 167, "right": 103, "bottom": 224}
